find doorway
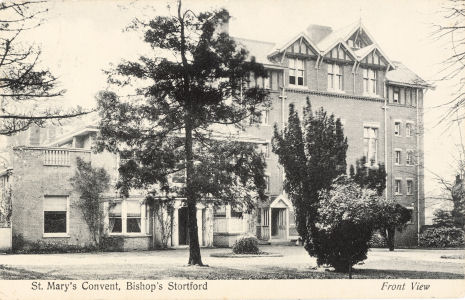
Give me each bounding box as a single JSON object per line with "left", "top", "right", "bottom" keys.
{"left": 178, "top": 207, "right": 189, "bottom": 245}
{"left": 271, "top": 208, "right": 286, "bottom": 239}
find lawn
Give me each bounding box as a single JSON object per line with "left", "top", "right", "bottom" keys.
{"left": 0, "top": 246, "right": 463, "bottom": 280}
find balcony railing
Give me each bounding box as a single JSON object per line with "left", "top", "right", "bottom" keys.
{"left": 43, "top": 149, "right": 70, "bottom": 166}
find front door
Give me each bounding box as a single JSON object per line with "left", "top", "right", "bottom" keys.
{"left": 271, "top": 208, "right": 286, "bottom": 239}
{"left": 178, "top": 207, "right": 189, "bottom": 245}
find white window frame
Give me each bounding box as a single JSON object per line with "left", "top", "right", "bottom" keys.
{"left": 406, "top": 121, "right": 414, "bottom": 137}
{"left": 108, "top": 199, "right": 147, "bottom": 236}
{"left": 395, "top": 178, "right": 402, "bottom": 195}
{"left": 406, "top": 179, "right": 414, "bottom": 195}
{"left": 363, "top": 123, "right": 379, "bottom": 166}
{"left": 406, "top": 150, "right": 414, "bottom": 166}
{"left": 393, "top": 87, "right": 400, "bottom": 103}
{"left": 328, "top": 63, "right": 343, "bottom": 92}
{"left": 394, "top": 120, "right": 402, "bottom": 136}
{"left": 362, "top": 68, "right": 377, "bottom": 96}
{"left": 406, "top": 206, "right": 414, "bottom": 224}
{"left": 264, "top": 175, "right": 270, "bottom": 193}
{"left": 394, "top": 149, "right": 402, "bottom": 165}
{"left": 289, "top": 58, "right": 304, "bottom": 87}
{"left": 43, "top": 196, "right": 70, "bottom": 238}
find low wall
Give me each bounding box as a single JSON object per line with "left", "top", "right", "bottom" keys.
{"left": 0, "top": 227, "right": 12, "bottom": 251}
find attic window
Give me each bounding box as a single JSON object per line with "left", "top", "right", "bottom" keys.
{"left": 289, "top": 58, "right": 304, "bottom": 86}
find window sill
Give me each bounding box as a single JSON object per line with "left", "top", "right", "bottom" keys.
{"left": 108, "top": 233, "right": 150, "bottom": 237}
{"left": 43, "top": 233, "right": 70, "bottom": 238}
{"left": 395, "top": 193, "right": 402, "bottom": 196}
{"left": 288, "top": 85, "right": 308, "bottom": 90}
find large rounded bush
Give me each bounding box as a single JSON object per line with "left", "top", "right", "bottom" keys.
{"left": 308, "top": 221, "right": 373, "bottom": 272}
{"left": 232, "top": 236, "right": 260, "bottom": 254}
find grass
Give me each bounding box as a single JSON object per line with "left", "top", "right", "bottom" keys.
{"left": 0, "top": 264, "right": 462, "bottom": 280}
{"left": 0, "top": 265, "right": 70, "bottom": 280}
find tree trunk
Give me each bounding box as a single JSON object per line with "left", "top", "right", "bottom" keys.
{"left": 185, "top": 120, "right": 203, "bottom": 266}
{"left": 387, "top": 227, "right": 395, "bottom": 251}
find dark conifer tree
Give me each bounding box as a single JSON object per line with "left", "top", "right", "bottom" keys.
{"left": 97, "top": 0, "right": 269, "bottom": 265}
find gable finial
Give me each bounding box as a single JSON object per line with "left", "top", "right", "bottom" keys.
{"left": 359, "top": 8, "right": 362, "bottom": 25}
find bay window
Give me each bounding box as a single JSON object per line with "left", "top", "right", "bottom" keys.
{"left": 109, "top": 199, "right": 145, "bottom": 235}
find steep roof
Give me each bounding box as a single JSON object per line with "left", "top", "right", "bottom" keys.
{"left": 316, "top": 21, "right": 359, "bottom": 51}
{"left": 233, "top": 37, "right": 281, "bottom": 67}
{"left": 386, "top": 61, "right": 431, "bottom": 87}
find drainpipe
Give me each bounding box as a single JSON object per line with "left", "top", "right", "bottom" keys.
{"left": 315, "top": 54, "right": 321, "bottom": 91}
{"left": 383, "top": 78, "right": 388, "bottom": 201}
{"left": 416, "top": 88, "right": 421, "bottom": 245}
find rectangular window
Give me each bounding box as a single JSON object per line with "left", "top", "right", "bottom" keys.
{"left": 264, "top": 72, "right": 271, "bottom": 89}
{"left": 109, "top": 200, "right": 143, "bottom": 234}
{"left": 214, "top": 205, "right": 226, "bottom": 217}
{"left": 407, "top": 208, "right": 414, "bottom": 224}
{"left": 363, "top": 126, "right": 378, "bottom": 165}
{"left": 265, "top": 175, "right": 270, "bottom": 193}
{"left": 411, "top": 89, "right": 417, "bottom": 107}
{"left": 109, "top": 201, "right": 122, "bottom": 233}
{"left": 395, "top": 180, "right": 402, "bottom": 195}
{"left": 405, "top": 89, "right": 411, "bottom": 106}
{"left": 126, "top": 200, "right": 141, "bottom": 233}
{"left": 328, "top": 63, "right": 343, "bottom": 91}
{"left": 406, "top": 151, "right": 414, "bottom": 166}
{"left": 289, "top": 58, "right": 304, "bottom": 86}
{"left": 362, "top": 68, "right": 377, "bottom": 95}
{"left": 43, "top": 196, "right": 68, "bottom": 234}
{"left": 407, "top": 180, "right": 413, "bottom": 195}
{"left": 250, "top": 110, "right": 269, "bottom": 125}
{"left": 394, "top": 122, "right": 401, "bottom": 136}
{"left": 406, "top": 123, "right": 413, "bottom": 137}
{"left": 393, "top": 88, "right": 400, "bottom": 103}
{"left": 395, "top": 150, "right": 401, "bottom": 165}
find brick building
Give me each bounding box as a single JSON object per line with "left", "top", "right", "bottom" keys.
{"left": 0, "top": 21, "right": 430, "bottom": 250}
{"left": 238, "top": 21, "right": 430, "bottom": 246}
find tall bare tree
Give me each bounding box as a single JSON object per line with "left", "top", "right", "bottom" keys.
{"left": 0, "top": 1, "right": 87, "bottom": 136}
{"left": 433, "top": 0, "right": 465, "bottom": 125}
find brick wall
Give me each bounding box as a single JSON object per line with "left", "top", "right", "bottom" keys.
{"left": 11, "top": 147, "right": 94, "bottom": 247}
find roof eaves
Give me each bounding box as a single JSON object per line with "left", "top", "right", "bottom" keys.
{"left": 321, "top": 38, "right": 358, "bottom": 61}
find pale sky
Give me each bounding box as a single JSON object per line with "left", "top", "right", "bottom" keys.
{"left": 15, "top": 0, "right": 465, "bottom": 209}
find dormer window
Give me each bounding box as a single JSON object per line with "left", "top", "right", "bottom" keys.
{"left": 393, "top": 88, "right": 400, "bottom": 103}
{"left": 289, "top": 58, "right": 304, "bottom": 86}
{"left": 362, "top": 68, "right": 377, "bottom": 95}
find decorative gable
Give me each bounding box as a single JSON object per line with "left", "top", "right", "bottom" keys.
{"left": 323, "top": 42, "right": 356, "bottom": 62}
{"left": 285, "top": 37, "right": 319, "bottom": 57}
{"left": 360, "top": 49, "right": 387, "bottom": 66}
{"left": 356, "top": 46, "right": 394, "bottom": 70}
{"left": 346, "top": 27, "right": 373, "bottom": 49}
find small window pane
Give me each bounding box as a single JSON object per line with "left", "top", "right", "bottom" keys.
{"left": 44, "top": 211, "right": 66, "bottom": 233}
{"left": 127, "top": 218, "right": 141, "bottom": 233}
{"left": 109, "top": 217, "right": 122, "bottom": 233}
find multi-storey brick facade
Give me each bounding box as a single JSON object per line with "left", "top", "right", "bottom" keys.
{"left": 238, "top": 22, "right": 430, "bottom": 246}
{"left": 0, "top": 21, "right": 429, "bottom": 250}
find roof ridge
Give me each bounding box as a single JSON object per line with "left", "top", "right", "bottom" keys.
{"left": 232, "top": 36, "right": 275, "bottom": 45}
